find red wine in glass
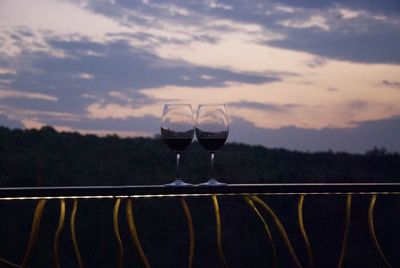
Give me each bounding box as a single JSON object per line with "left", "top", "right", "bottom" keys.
{"left": 195, "top": 129, "right": 228, "bottom": 152}
{"left": 161, "top": 129, "right": 194, "bottom": 152}
{"left": 162, "top": 137, "right": 193, "bottom": 152}
{"left": 161, "top": 104, "right": 194, "bottom": 186}
{"left": 195, "top": 104, "right": 229, "bottom": 186}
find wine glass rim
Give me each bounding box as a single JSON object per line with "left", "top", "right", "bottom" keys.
{"left": 164, "top": 103, "right": 192, "bottom": 107}
{"left": 198, "top": 103, "right": 227, "bottom": 107}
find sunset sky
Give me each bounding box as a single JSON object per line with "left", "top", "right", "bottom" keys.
{"left": 1, "top": 0, "right": 400, "bottom": 152}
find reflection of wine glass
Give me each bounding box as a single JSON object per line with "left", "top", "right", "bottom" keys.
{"left": 195, "top": 104, "right": 229, "bottom": 186}
{"left": 161, "top": 104, "right": 194, "bottom": 186}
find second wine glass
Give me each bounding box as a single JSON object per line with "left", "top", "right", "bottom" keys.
{"left": 195, "top": 104, "right": 229, "bottom": 186}
{"left": 161, "top": 104, "right": 194, "bottom": 186}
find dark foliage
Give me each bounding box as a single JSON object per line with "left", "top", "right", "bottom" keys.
{"left": 1, "top": 126, "right": 399, "bottom": 187}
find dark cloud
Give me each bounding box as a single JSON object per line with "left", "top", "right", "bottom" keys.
{"left": 269, "top": 28, "right": 400, "bottom": 64}
{"left": 229, "top": 116, "right": 400, "bottom": 153}
{"left": 105, "top": 32, "right": 200, "bottom": 48}
{"left": 306, "top": 57, "right": 328, "bottom": 68}
{"left": 0, "top": 114, "right": 24, "bottom": 129}
{"left": 382, "top": 80, "right": 400, "bottom": 88}
{"left": 276, "top": 0, "right": 400, "bottom": 14}
{"left": 39, "top": 38, "right": 278, "bottom": 88}
{"left": 79, "top": 0, "right": 400, "bottom": 64}
{"left": 44, "top": 115, "right": 161, "bottom": 134}
{"left": 15, "top": 28, "right": 35, "bottom": 37}
{"left": 4, "top": 38, "right": 278, "bottom": 115}
{"left": 0, "top": 73, "right": 15, "bottom": 80}
{"left": 327, "top": 87, "right": 339, "bottom": 92}
{"left": 348, "top": 101, "right": 369, "bottom": 112}
{"left": 0, "top": 109, "right": 160, "bottom": 137}
{"left": 229, "top": 101, "right": 302, "bottom": 113}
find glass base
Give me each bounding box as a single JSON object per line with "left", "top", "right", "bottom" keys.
{"left": 165, "top": 179, "right": 192, "bottom": 186}
{"left": 199, "top": 179, "right": 227, "bottom": 186}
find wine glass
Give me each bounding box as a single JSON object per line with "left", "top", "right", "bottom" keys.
{"left": 195, "top": 104, "right": 229, "bottom": 186}
{"left": 161, "top": 104, "right": 194, "bottom": 186}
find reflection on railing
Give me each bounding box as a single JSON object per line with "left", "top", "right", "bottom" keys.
{"left": 70, "top": 199, "right": 83, "bottom": 268}
{"left": 212, "top": 196, "right": 228, "bottom": 268}
{"left": 338, "top": 194, "right": 351, "bottom": 268}
{"left": 251, "top": 195, "right": 302, "bottom": 268}
{"left": 22, "top": 199, "right": 46, "bottom": 268}
{"left": 244, "top": 195, "right": 277, "bottom": 267}
{"left": 54, "top": 199, "right": 65, "bottom": 268}
{"left": 297, "top": 194, "right": 313, "bottom": 268}
{"left": 0, "top": 183, "right": 399, "bottom": 267}
{"left": 113, "top": 198, "right": 124, "bottom": 268}
{"left": 180, "top": 198, "right": 195, "bottom": 268}
{"left": 126, "top": 198, "right": 150, "bottom": 268}
{"left": 368, "top": 194, "right": 392, "bottom": 268}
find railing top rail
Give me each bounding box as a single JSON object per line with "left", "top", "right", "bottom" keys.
{"left": 1, "top": 183, "right": 400, "bottom": 200}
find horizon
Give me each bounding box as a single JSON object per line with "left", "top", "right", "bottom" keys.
{"left": 1, "top": 0, "right": 400, "bottom": 153}
{"left": 1, "top": 124, "right": 397, "bottom": 155}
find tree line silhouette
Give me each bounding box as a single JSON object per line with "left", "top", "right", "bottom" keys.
{"left": 1, "top": 125, "right": 399, "bottom": 187}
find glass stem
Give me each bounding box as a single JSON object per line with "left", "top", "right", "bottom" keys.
{"left": 210, "top": 152, "right": 215, "bottom": 180}
{"left": 176, "top": 152, "right": 181, "bottom": 180}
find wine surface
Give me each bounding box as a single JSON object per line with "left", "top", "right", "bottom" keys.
{"left": 162, "top": 137, "right": 193, "bottom": 152}
{"left": 197, "top": 137, "right": 227, "bottom": 152}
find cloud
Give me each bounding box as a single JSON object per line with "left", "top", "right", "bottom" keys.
{"left": 30, "top": 122, "right": 155, "bottom": 138}
{"left": 69, "top": 115, "right": 160, "bottom": 134}
{"left": 270, "top": 30, "right": 400, "bottom": 64}
{"left": 205, "top": 0, "right": 233, "bottom": 11}
{"left": 86, "top": 102, "right": 155, "bottom": 119}
{"left": 42, "top": 38, "right": 277, "bottom": 89}
{"left": 327, "top": 87, "right": 339, "bottom": 92}
{"left": 0, "top": 104, "right": 80, "bottom": 122}
{"left": 1, "top": 0, "right": 130, "bottom": 37}
{"left": 337, "top": 8, "right": 361, "bottom": 20}
{"left": 0, "top": 114, "right": 24, "bottom": 129}
{"left": 140, "top": 68, "right": 400, "bottom": 129}
{"left": 382, "top": 80, "right": 400, "bottom": 88}
{"left": 0, "top": 67, "right": 17, "bottom": 75}
{"left": 304, "top": 57, "right": 328, "bottom": 68}
{"left": 229, "top": 101, "right": 301, "bottom": 113}
{"left": 1, "top": 36, "right": 277, "bottom": 118}
{"left": 0, "top": 89, "right": 58, "bottom": 101}
{"left": 277, "top": 15, "right": 330, "bottom": 31}
{"left": 269, "top": 1, "right": 400, "bottom": 15}
{"left": 229, "top": 116, "right": 400, "bottom": 153}
{"left": 74, "top": 73, "right": 95, "bottom": 80}
{"left": 268, "top": 4, "right": 400, "bottom": 63}
{"left": 56, "top": 0, "right": 400, "bottom": 65}
{"left": 274, "top": 5, "right": 297, "bottom": 14}
{"left": 21, "top": 114, "right": 161, "bottom": 138}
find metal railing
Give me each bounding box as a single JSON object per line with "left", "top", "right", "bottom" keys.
{"left": 1, "top": 183, "right": 399, "bottom": 268}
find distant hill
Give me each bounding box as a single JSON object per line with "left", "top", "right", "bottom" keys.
{"left": 0, "top": 126, "right": 399, "bottom": 187}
